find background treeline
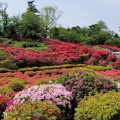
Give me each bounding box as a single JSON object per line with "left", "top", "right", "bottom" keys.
{"left": 0, "top": 0, "right": 62, "bottom": 39}
{"left": 0, "top": 0, "right": 120, "bottom": 46}
{"left": 49, "top": 21, "right": 120, "bottom": 46}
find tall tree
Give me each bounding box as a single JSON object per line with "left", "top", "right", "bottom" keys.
{"left": 19, "top": 1, "right": 41, "bottom": 38}
{"left": 39, "top": 6, "right": 62, "bottom": 38}
{"left": 27, "top": 0, "right": 39, "bottom": 13}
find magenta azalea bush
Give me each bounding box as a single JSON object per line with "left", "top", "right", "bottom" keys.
{"left": 6, "top": 84, "right": 73, "bottom": 111}
{"left": 56, "top": 71, "right": 118, "bottom": 107}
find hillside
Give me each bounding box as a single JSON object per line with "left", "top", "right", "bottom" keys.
{"left": 0, "top": 37, "right": 120, "bottom": 120}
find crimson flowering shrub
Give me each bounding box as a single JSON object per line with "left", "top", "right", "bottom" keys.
{"left": 86, "top": 49, "right": 116, "bottom": 65}
{"left": 4, "top": 101, "right": 61, "bottom": 120}
{"left": 96, "top": 70, "right": 120, "bottom": 79}
{"left": 56, "top": 71, "right": 118, "bottom": 107}
{"left": 98, "top": 60, "right": 107, "bottom": 66}
{"left": 0, "top": 95, "right": 9, "bottom": 110}
{"left": 112, "top": 59, "right": 120, "bottom": 69}
{"left": 99, "top": 45, "right": 120, "bottom": 52}
{"left": 107, "top": 54, "right": 117, "bottom": 62}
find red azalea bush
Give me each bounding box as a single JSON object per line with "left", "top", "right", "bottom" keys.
{"left": 112, "top": 59, "right": 120, "bottom": 69}
{"left": 98, "top": 60, "right": 107, "bottom": 66}
{"left": 96, "top": 70, "right": 120, "bottom": 79}
{"left": 99, "top": 45, "right": 120, "bottom": 52}
{"left": 0, "top": 95, "right": 9, "bottom": 110}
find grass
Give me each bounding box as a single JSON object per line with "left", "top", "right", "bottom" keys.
{"left": 0, "top": 37, "right": 47, "bottom": 51}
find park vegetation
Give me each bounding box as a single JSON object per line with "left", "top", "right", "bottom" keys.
{"left": 0, "top": 0, "right": 120, "bottom": 120}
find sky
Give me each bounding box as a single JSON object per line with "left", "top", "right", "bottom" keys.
{"left": 0, "top": 0, "right": 120, "bottom": 35}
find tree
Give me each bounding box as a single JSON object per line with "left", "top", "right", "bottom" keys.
{"left": 0, "top": 2, "right": 10, "bottom": 37}
{"left": 89, "top": 20, "right": 108, "bottom": 35}
{"left": 8, "top": 15, "right": 21, "bottom": 38}
{"left": 19, "top": 1, "right": 42, "bottom": 38}
{"left": 19, "top": 12, "right": 41, "bottom": 38}
{"left": 27, "top": 0, "right": 39, "bottom": 14}
{"left": 39, "top": 6, "right": 62, "bottom": 38}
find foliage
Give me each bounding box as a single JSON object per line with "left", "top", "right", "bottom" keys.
{"left": 56, "top": 71, "right": 118, "bottom": 107}
{"left": 0, "top": 49, "right": 18, "bottom": 70}
{"left": 35, "top": 79, "right": 53, "bottom": 85}
{"left": 4, "top": 100, "right": 61, "bottom": 120}
{"left": 74, "top": 91, "right": 120, "bottom": 120}
{"left": 19, "top": 12, "right": 41, "bottom": 38}
{"left": 105, "top": 38, "right": 120, "bottom": 47}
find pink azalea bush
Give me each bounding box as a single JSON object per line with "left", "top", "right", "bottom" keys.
{"left": 6, "top": 84, "right": 73, "bottom": 111}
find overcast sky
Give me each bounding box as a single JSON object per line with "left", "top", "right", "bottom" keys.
{"left": 1, "top": 0, "right": 120, "bottom": 35}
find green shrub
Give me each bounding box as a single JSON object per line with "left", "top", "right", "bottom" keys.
{"left": 0, "top": 86, "right": 12, "bottom": 97}
{"left": 0, "top": 50, "right": 18, "bottom": 70}
{"left": 8, "top": 78, "right": 25, "bottom": 92}
{"left": 35, "top": 79, "right": 53, "bottom": 85}
{"left": 74, "top": 91, "right": 120, "bottom": 120}
{"left": 4, "top": 101, "right": 61, "bottom": 120}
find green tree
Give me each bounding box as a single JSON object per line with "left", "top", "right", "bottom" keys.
{"left": 19, "top": 1, "right": 42, "bottom": 38}
{"left": 0, "top": 2, "right": 10, "bottom": 37}
{"left": 19, "top": 12, "right": 41, "bottom": 38}
{"left": 39, "top": 6, "right": 62, "bottom": 38}
{"left": 7, "top": 15, "right": 21, "bottom": 38}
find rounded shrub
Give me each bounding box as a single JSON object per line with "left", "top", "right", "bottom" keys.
{"left": 74, "top": 91, "right": 120, "bottom": 120}
{"left": 0, "top": 50, "right": 18, "bottom": 70}
{"left": 4, "top": 101, "right": 61, "bottom": 120}
{"left": 8, "top": 78, "right": 25, "bottom": 92}
{"left": 56, "top": 71, "right": 118, "bottom": 107}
